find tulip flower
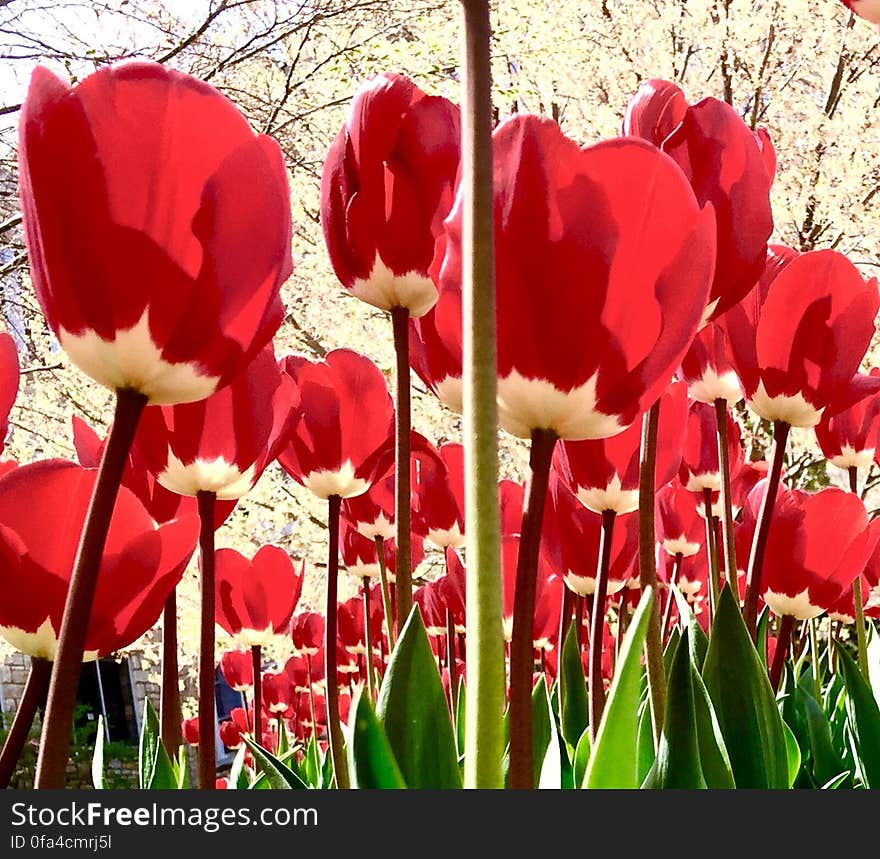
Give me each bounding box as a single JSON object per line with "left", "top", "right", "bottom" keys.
{"left": 278, "top": 348, "right": 394, "bottom": 789}
{"left": 322, "top": 73, "right": 460, "bottom": 637}
{"left": 219, "top": 649, "right": 254, "bottom": 694}
{"left": 19, "top": 60, "right": 292, "bottom": 787}
{"left": 262, "top": 672, "right": 293, "bottom": 715}
{"left": 745, "top": 482, "right": 879, "bottom": 688}
{"left": 679, "top": 323, "right": 743, "bottom": 407}
{"left": 219, "top": 720, "right": 243, "bottom": 751}
{"left": 413, "top": 442, "right": 465, "bottom": 548}
{"left": 437, "top": 113, "right": 714, "bottom": 786}
{"left": 623, "top": 78, "right": 774, "bottom": 323}
{"left": 182, "top": 718, "right": 200, "bottom": 747}
{"left": 724, "top": 247, "right": 880, "bottom": 635}
{"left": 0, "top": 459, "right": 197, "bottom": 787}
{"left": 815, "top": 369, "right": 880, "bottom": 473}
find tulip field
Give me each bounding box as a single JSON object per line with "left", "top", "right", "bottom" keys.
{"left": 1, "top": 0, "right": 880, "bottom": 794}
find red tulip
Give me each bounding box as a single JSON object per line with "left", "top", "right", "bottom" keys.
{"left": 72, "top": 415, "right": 237, "bottom": 528}
{"left": 744, "top": 481, "right": 879, "bottom": 619}
{"left": 219, "top": 648, "right": 253, "bottom": 693}
{"left": 656, "top": 481, "right": 703, "bottom": 559}
{"left": 0, "top": 460, "right": 197, "bottom": 659}
{"left": 340, "top": 522, "right": 424, "bottom": 585}
{"left": 19, "top": 62, "right": 291, "bottom": 405}
{"left": 409, "top": 288, "right": 463, "bottom": 410}
{"left": 499, "top": 479, "right": 525, "bottom": 537}
{"left": 219, "top": 719, "right": 243, "bottom": 750}
{"left": 723, "top": 248, "right": 880, "bottom": 428}
{"left": 678, "top": 323, "right": 742, "bottom": 405}
{"left": 541, "top": 476, "right": 640, "bottom": 597}
{"left": 262, "top": 672, "right": 293, "bottom": 714}
{"left": 342, "top": 472, "right": 395, "bottom": 541}
{"left": 842, "top": 0, "right": 880, "bottom": 24}
{"left": 413, "top": 442, "right": 465, "bottom": 548}
{"left": 278, "top": 349, "right": 393, "bottom": 499}
{"left": 553, "top": 381, "right": 687, "bottom": 515}
{"left": 215, "top": 546, "right": 303, "bottom": 647}
{"left": 500, "top": 536, "right": 555, "bottom": 641}
{"left": 321, "top": 73, "right": 460, "bottom": 317}
{"left": 679, "top": 401, "right": 744, "bottom": 494}
{"left": 290, "top": 611, "right": 324, "bottom": 657}
{"left": 437, "top": 114, "right": 715, "bottom": 440}
{"left": 436, "top": 548, "right": 467, "bottom": 631}
{"left": 182, "top": 717, "right": 200, "bottom": 746}
{"left": 133, "top": 346, "right": 297, "bottom": 500}
{"left": 337, "top": 591, "right": 383, "bottom": 655}
{"left": 0, "top": 333, "right": 19, "bottom": 454}
{"left": 623, "top": 79, "right": 774, "bottom": 322}
{"left": 815, "top": 369, "right": 880, "bottom": 469}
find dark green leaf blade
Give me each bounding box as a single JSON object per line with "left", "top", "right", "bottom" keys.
{"left": 348, "top": 687, "right": 407, "bottom": 789}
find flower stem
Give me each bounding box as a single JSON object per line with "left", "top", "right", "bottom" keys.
{"left": 743, "top": 421, "right": 790, "bottom": 639}
{"left": 460, "top": 0, "right": 505, "bottom": 791}
{"left": 34, "top": 388, "right": 146, "bottom": 788}
{"left": 661, "top": 552, "right": 684, "bottom": 642}
{"left": 325, "top": 495, "right": 350, "bottom": 789}
{"left": 251, "top": 645, "right": 262, "bottom": 744}
{"left": 391, "top": 306, "right": 413, "bottom": 634}
{"left": 362, "top": 577, "right": 376, "bottom": 702}
{"left": 769, "top": 614, "right": 795, "bottom": 692}
{"left": 0, "top": 657, "right": 51, "bottom": 788}
{"left": 589, "top": 510, "right": 615, "bottom": 741}
{"left": 160, "top": 589, "right": 183, "bottom": 754}
{"left": 638, "top": 399, "right": 667, "bottom": 747}
{"left": 508, "top": 428, "right": 557, "bottom": 790}
{"left": 375, "top": 536, "right": 396, "bottom": 650}
{"left": 714, "top": 398, "right": 738, "bottom": 590}
{"left": 197, "top": 490, "right": 217, "bottom": 790}
{"left": 703, "top": 487, "right": 721, "bottom": 623}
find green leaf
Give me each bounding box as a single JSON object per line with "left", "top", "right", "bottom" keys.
{"left": 300, "top": 737, "right": 321, "bottom": 788}
{"left": 228, "top": 745, "right": 249, "bottom": 790}
{"left": 756, "top": 605, "right": 771, "bottom": 668}
{"left": 636, "top": 699, "right": 656, "bottom": 786}
{"left": 560, "top": 620, "right": 588, "bottom": 747}
{"left": 800, "top": 688, "right": 849, "bottom": 789}
{"left": 820, "top": 771, "right": 851, "bottom": 789}
{"left": 538, "top": 678, "right": 573, "bottom": 789}
{"left": 174, "top": 745, "right": 189, "bottom": 789}
{"left": 276, "top": 717, "right": 290, "bottom": 758}
{"left": 702, "top": 585, "right": 788, "bottom": 788}
{"left": 532, "top": 676, "right": 552, "bottom": 787}
{"left": 455, "top": 676, "right": 466, "bottom": 762}
{"left": 91, "top": 716, "right": 105, "bottom": 790}
{"left": 672, "top": 586, "right": 708, "bottom": 669}
{"left": 867, "top": 622, "right": 880, "bottom": 710}
{"left": 583, "top": 587, "right": 654, "bottom": 789}
{"left": 662, "top": 627, "right": 680, "bottom": 679}
{"left": 573, "top": 728, "right": 591, "bottom": 790}
{"left": 241, "top": 736, "right": 308, "bottom": 789}
{"left": 138, "top": 699, "right": 177, "bottom": 790}
{"left": 782, "top": 720, "right": 801, "bottom": 788}
{"left": 348, "top": 687, "right": 407, "bottom": 789}
{"left": 834, "top": 642, "right": 880, "bottom": 788}
{"left": 692, "top": 669, "right": 735, "bottom": 789}
{"left": 644, "top": 630, "right": 706, "bottom": 789}
{"left": 376, "top": 606, "right": 462, "bottom": 789}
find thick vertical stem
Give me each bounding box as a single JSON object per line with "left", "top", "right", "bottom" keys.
{"left": 160, "top": 590, "right": 183, "bottom": 753}
{"left": 35, "top": 388, "right": 146, "bottom": 788}
{"left": 661, "top": 553, "right": 684, "bottom": 642}
{"left": 508, "top": 429, "right": 557, "bottom": 790}
{"left": 197, "top": 491, "right": 217, "bottom": 790}
{"left": 769, "top": 614, "right": 795, "bottom": 692}
{"left": 460, "top": 0, "right": 504, "bottom": 791}
{"left": 743, "top": 421, "right": 790, "bottom": 639}
{"left": 703, "top": 488, "right": 721, "bottom": 622}
{"left": 638, "top": 400, "right": 666, "bottom": 746}
{"left": 325, "top": 495, "right": 350, "bottom": 789}
{"left": 251, "top": 645, "right": 262, "bottom": 743}
{"left": 305, "top": 654, "right": 317, "bottom": 735}
{"left": 558, "top": 585, "right": 573, "bottom": 706}
{"left": 391, "top": 306, "right": 413, "bottom": 631}
{"left": 589, "top": 511, "right": 615, "bottom": 741}
{"left": 362, "top": 577, "right": 376, "bottom": 702}
{"left": 0, "top": 658, "right": 51, "bottom": 788}
{"left": 576, "top": 596, "right": 587, "bottom": 649}
{"left": 714, "top": 398, "right": 738, "bottom": 588}
{"left": 375, "top": 536, "right": 395, "bottom": 650}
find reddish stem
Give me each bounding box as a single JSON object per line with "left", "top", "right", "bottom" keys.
{"left": 35, "top": 388, "right": 146, "bottom": 788}
{"left": 160, "top": 589, "right": 183, "bottom": 753}
{"left": 743, "top": 421, "right": 790, "bottom": 639}
{"left": 251, "top": 644, "right": 262, "bottom": 744}
{"left": 769, "top": 614, "right": 795, "bottom": 692}
{"left": 197, "top": 490, "right": 217, "bottom": 790}
{"left": 0, "top": 657, "right": 51, "bottom": 788}
{"left": 508, "top": 428, "right": 556, "bottom": 790}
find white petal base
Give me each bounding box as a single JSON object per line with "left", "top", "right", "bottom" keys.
{"left": 687, "top": 368, "right": 743, "bottom": 405}
{"left": 350, "top": 257, "right": 438, "bottom": 318}
{"left": 158, "top": 454, "right": 255, "bottom": 499}
{"left": 0, "top": 617, "right": 98, "bottom": 662}
{"left": 60, "top": 311, "right": 220, "bottom": 406}
{"left": 576, "top": 474, "right": 639, "bottom": 515}
{"left": 303, "top": 461, "right": 368, "bottom": 500}
{"left": 763, "top": 587, "right": 824, "bottom": 621}
{"left": 748, "top": 383, "right": 824, "bottom": 428}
